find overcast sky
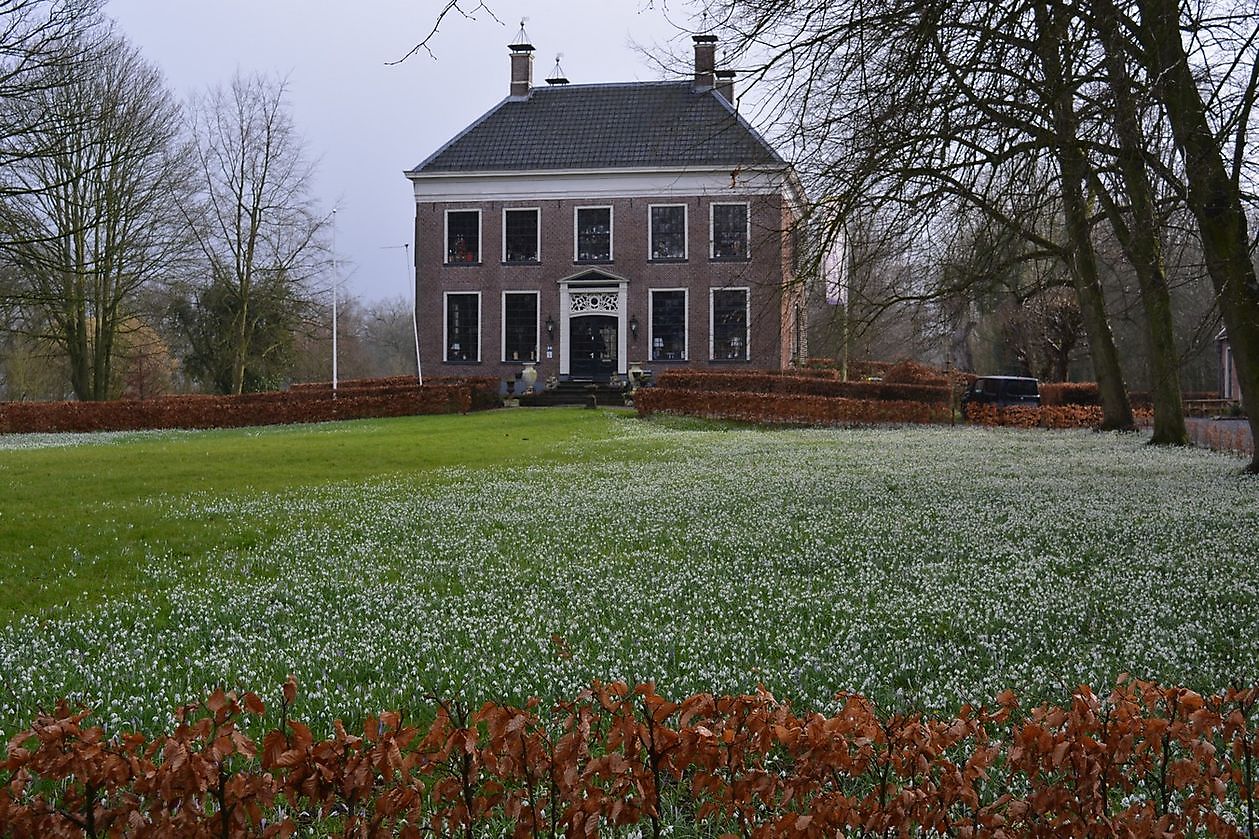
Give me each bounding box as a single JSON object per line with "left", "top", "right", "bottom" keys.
{"left": 106, "top": 1, "right": 692, "bottom": 303}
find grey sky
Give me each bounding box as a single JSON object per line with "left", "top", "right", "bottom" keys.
{"left": 106, "top": 1, "right": 689, "bottom": 303}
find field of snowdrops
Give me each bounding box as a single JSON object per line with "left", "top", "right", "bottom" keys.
{"left": 0, "top": 410, "right": 1257, "bottom": 737}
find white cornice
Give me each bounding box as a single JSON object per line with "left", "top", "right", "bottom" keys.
{"left": 406, "top": 166, "right": 795, "bottom": 204}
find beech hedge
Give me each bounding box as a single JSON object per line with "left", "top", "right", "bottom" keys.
{"left": 966, "top": 403, "right": 1155, "bottom": 429}
{"left": 3, "top": 678, "right": 1258, "bottom": 838}
{"left": 636, "top": 387, "right": 948, "bottom": 426}
{"left": 0, "top": 377, "right": 501, "bottom": 435}
{"left": 654, "top": 370, "right": 950, "bottom": 405}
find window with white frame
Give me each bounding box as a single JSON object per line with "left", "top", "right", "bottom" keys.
{"left": 649, "top": 205, "right": 687, "bottom": 260}
{"left": 503, "top": 208, "right": 539, "bottom": 263}
{"left": 650, "top": 290, "right": 687, "bottom": 361}
{"left": 575, "top": 207, "right": 612, "bottom": 262}
{"left": 445, "top": 292, "right": 479, "bottom": 361}
{"left": 445, "top": 210, "right": 480, "bottom": 264}
{"left": 502, "top": 292, "right": 538, "bottom": 361}
{"left": 711, "top": 203, "right": 749, "bottom": 260}
{"left": 711, "top": 288, "right": 749, "bottom": 360}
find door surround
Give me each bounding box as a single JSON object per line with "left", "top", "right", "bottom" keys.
{"left": 558, "top": 269, "right": 629, "bottom": 378}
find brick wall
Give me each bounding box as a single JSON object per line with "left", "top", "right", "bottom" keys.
{"left": 413, "top": 193, "right": 793, "bottom": 385}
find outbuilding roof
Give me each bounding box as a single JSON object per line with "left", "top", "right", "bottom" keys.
{"left": 409, "top": 81, "right": 784, "bottom": 175}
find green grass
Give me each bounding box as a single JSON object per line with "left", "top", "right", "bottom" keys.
{"left": 0, "top": 408, "right": 649, "bottom": 621}
{"left": 0, "top": 411, "right": 1257, "bottom": 736}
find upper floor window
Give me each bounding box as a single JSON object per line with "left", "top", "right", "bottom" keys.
{"left": 503, "top": 208, "right": 539, "bottom": 263}
{"left": 502, "top": 291, "right": 538, "bottom": 361}
{"left": 446, "top": 210, "right": 480, "bottom": 264}
{"left": 575, "top": 206, "right": 612, "bottom": 262}
{"left": 711, "top": 203, "right": 749, "bottom": 260}
{"left": 649, "top": 204, "right": 687, "bottom": 261}
{"left": 711, "top": 288, "right": 749, "bottom": 360}
{"left": 445, "top": 292, "right": 480, "bottom": 361}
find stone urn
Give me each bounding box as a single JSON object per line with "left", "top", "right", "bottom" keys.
{"left": 520, "top": 361, "right": 539, "bottom": 393}
{"left": 628, "top": 360, "right": 646, "bottom": 392}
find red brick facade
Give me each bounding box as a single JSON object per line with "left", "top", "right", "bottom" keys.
{"left": 414, "top": 191, "right": 802, "bottom": 385}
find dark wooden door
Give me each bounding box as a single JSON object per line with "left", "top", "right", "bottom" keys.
{"left": 570, "top": 315, "right": 618, "bottom": 381}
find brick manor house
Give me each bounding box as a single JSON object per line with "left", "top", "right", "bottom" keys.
{"left": 406, "top": 32, "right": 807, "bottom": 387}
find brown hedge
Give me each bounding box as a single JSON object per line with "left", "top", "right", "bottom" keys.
{"left": 654, "top": 370, "right": 950, "bottom": 405}
{"left": 637, "top": 387, "right": 948, "bottom": 426}
{"left": 3, "top": 678, "right": 1258, "bottom": 838}
{"left": 966, "top": 403, "right": 1155, "bottom": 429}
{"left": 0, "top": 380, "right": 499, "bottom": 435}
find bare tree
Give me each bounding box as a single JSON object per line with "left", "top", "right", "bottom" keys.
{"left": 182, "top": 73, "right": 325, "bottom": 395}
{"left": 0, "top": 0, "right": 103, "bottom": 191}
{"left": 0, "top": 30, "right": 188, "bottom": 400}
{"left": 1129, "top": 0, "right": 1259, "bottom": 470}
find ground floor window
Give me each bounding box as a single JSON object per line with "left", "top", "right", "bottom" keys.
{"left": 650, "top": 289, "right": 687, "bottom": 361}
{"left": 711, "top": 288, "right": 749, "bottom": 360}
{"left": 503, "top": 291, "right": 538, "bottom": 361}
{"left": 445, "top": 292, "right": 479, "bottom": 361}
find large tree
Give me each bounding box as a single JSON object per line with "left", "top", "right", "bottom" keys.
{"left": 182, "top": 73, "right": 325, "bottom": 395}
{"left": 0, "top": 30, "right": 187, "bottom": 400}
{"left": 1128, "top": 0, "right": 1259, "bottom": 469}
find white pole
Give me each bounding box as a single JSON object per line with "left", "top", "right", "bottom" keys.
{"left": 405, "top": 243, "right": 422, "bottom": 385}
{"left": 331, "top": 207, "right": 338, "bottom": 394}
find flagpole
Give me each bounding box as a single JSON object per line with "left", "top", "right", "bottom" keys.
{"left": 405, "top": 243, "right": 422, "bottom": 385}
{"left": 331, "top": 207, "right": 338, "bottom": 394}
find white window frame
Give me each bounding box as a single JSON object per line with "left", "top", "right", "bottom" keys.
{"left": 501, "top": 206, "right": 541, "bottom": 264}
{"left": 443, "top": 290, "right": 481, "bottom": 362}
{"left": 648, "top": 288, "right": 688, "bottom": 362}
{"left": 573, "top": 205, "right": 614, "bottom": 262}
{"left": 709, "top": 286, "right": 750, "bottom": 361}
{"left": 709, "top": 201, "right": 751, "bottom": 260}
{"left": 444, "top": 208, "right": 482, "bottom": 265}
{"left": 500, "top": 290, "right": 540, "bottom": 362}
{"left": 647, "top": 203, "right": 688, "bottom": 261}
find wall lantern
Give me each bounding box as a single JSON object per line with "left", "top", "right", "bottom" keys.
{"left": 546, "top": 315, "right": 555, "bottom": 338}
{"left": 629, "top": 315, "right": 639, "bottom": 341}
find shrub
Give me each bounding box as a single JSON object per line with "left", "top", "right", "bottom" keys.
{"left": 0, "top": 378, "right": 501, "bottom": 435}
{"left": 3, "top": 678, "right": 1258, "bottom": 837}
{"left": 882, "top": 359, "right": 948, "bottom": 387}
{"left": 636, "top": 387, "right": 949, "bottom": 426}
{"left": 654, "top": 370, "right": 950, "bottom": 404}
{"left": 965, "top": 403, "right": 1154, "bottom": 429}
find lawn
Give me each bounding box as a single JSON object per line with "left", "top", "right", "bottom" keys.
{"left": 0, "top": 409, "right": 1256, "bottom": 737}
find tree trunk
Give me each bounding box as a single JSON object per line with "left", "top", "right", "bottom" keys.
{"left": 1094, "top": 0, "right": 1187, "bottom": 445}
{"left": 1035, "top": 0, "right": 1135, "bottom": 430}
{"left": 1138, "top": 0, "right": 1259, "bottom": 470}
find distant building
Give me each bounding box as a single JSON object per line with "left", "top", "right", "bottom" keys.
{"left": 404, "top": 32, "right": 807, "bottom": 385}
{"left": 1219, "top": 329, "right": 1242, "bottom": 401}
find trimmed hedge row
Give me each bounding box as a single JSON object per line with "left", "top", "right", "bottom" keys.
{"left": 290, "top": 376, "right": 501, "bottom": 411}
{"left": 4, "top": 678, "right": 1259, "bottom": 837}
{"left": 636, "top": 387, "right": 948, "bottom": 426}
{"left": 655, "top": 370, "right": 951, "bottom": 405}
{"left": 966, "top": 403, "right": 1154, "bottom": 429}
{"left": 0, "top": 378, "right": 501, "bottom": 435}
{"left": 1039, "top": 382, "right": 1219, "bottom": 407}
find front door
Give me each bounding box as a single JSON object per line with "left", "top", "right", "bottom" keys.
{"left": 569, "top": 315, "right": 618, "bottom": 381}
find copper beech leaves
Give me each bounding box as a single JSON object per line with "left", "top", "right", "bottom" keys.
{"left": 0, "top": 376, "right": 499, "bottom": 434}
{"left": 2, "top": 678, "right": 1259, "bottom": 837}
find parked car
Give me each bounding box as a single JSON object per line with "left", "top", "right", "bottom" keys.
{"left": 962, "top": 376, "right": 1041, "bottom": 414}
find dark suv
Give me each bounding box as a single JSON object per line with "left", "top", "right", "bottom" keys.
{"left": 962, "top": 376, "right": 1041, "bottom": 413}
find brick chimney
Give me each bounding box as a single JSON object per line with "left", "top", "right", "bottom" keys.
{"left": 509, "top": 24, "right": 534, "bottom": 99}
{"left": 692, "top": 34, "right": 717, "bottom": 91}
{"left": 715, "top": 68, "right": 736, "bottom": 105}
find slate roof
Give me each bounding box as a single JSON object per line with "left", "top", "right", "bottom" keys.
{"left": 409, "top": 81, "right": 784, "bottom": 174}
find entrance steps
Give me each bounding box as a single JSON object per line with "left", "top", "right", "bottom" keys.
{"left": 519, "top": 380, "right": 630, "bottom": 407}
